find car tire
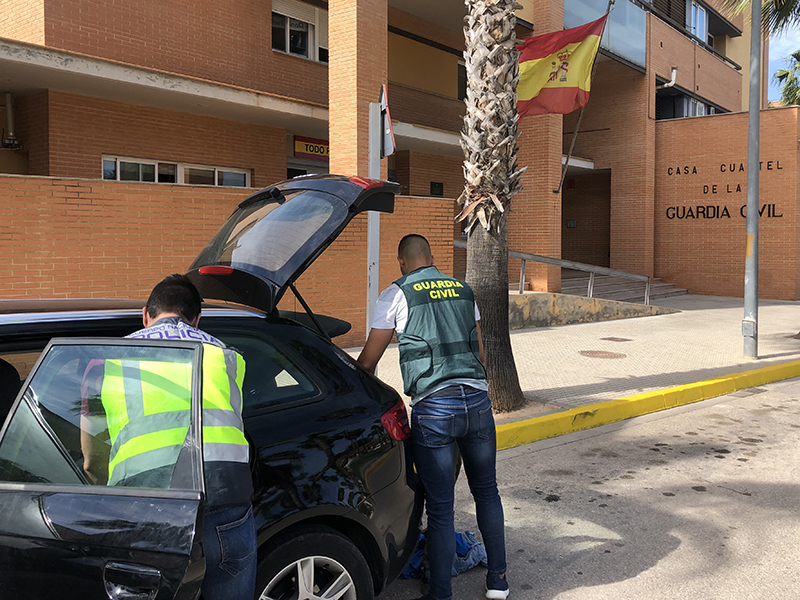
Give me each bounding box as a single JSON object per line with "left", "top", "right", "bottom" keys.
{"left": 255, "top": 524, "right": 375, "bottom": 600}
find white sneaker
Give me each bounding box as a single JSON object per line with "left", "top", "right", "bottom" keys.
{"left": 486, "top": 573, "right": 510, "bottom": 599}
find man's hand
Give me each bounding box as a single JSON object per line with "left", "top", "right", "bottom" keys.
{"left": 357, "top": 328, "right": 395, "bottom": 373}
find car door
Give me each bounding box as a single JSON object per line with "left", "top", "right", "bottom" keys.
{"left": 0, "top": 338, "right": 206, "bottom": 600}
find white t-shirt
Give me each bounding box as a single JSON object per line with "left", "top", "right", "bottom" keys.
{"left": 372, "top": 283, "right": 488, "bottom": 404}
{"left": 371, "top": 284, "right": 481, "bottom": 333}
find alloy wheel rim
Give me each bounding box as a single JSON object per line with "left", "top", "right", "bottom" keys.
{"left": 259, "top": 555, "right": 357, "bottom": 600}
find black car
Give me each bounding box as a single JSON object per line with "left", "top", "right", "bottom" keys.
{"left": 0, "top": 175, "right": 421, "bottom": 600}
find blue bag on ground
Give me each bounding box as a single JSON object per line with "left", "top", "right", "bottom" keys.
{"left": 400, "top": 530, "right": 487, "bottom": 579}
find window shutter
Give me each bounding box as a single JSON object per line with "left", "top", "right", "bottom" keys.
{"left": 272, "top": 0, "right": 316, "bottom": 24}
{"left": 317, "top": 9, "right": 328, "bottom": 49}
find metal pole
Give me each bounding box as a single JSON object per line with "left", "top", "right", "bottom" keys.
{"left": 554, "top": 105, "right": 586, "bottom": 194}
{"left": 367, "top": 102, "right": 381, "bottom": 337}
{"left": 553, "top": 0, "right": 614, "bottom": 194}
{"left": 742, "top": 0, "right": 761, "bottom": 358}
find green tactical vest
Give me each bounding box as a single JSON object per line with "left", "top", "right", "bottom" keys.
{"left": 101, "top": 342, "right": 249, "bottom": 487}
{"left": 395, "top": 266, "right": 486, "bottom": 397}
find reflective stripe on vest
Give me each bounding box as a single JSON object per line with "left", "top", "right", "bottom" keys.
{"left": 102, "top": 343, "right": 248, "bottom": 485}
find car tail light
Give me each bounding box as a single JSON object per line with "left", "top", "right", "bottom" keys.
{"left": 349, "top": 176, "right": 383, "bottom": 190}
{"left": 199, "top": 266, "right": 234, "bottom": 275}
{"left": 381, "top": 399, "right": 411, "bottom": 441}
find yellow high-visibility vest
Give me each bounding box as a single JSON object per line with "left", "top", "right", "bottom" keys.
{"left": 101, "top": 343, "right": 248, "bottom": 486}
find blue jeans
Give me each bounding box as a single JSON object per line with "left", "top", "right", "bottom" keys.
{"left": 202, "top": 503, "right": 257, "bottom": 600}
{"left": 411, "top": 389, "right": 507, "bottom": 600}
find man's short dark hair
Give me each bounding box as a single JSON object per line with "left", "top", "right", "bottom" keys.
{"left": 145, "top": 274, "right": 202, "bottom": 322}
{"left": 398, "top": 234, "right": 431, "bottom": 261}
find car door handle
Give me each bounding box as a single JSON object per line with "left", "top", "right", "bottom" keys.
{"left": 103, "top": 562, "right": 161, "bottom": 600}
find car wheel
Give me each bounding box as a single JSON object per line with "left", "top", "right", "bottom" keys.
{"left": 256, "top": 525, "right": 374, "bottom": 600}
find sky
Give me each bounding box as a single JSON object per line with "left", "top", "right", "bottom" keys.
{"left": 767, "top": 25, "right": 800, "bottom": 101}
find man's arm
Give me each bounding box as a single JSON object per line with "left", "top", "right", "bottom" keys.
{"left": 79, "top": 359, "right": 109, "bottom": 485}
{"left": 357, "top": 328, "right": 395, "bottom": 373}
{"left": 476, "top": 321, "right": 485, "bottom": 366}
{"left": 81, "top": 421, "right": 109, "bottom": 485}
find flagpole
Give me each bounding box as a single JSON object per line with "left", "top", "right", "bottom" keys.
{"left": 553, "top": 0, "right": 615, "bottom": 194}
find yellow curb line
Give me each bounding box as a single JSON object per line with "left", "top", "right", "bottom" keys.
{"left": 496, "top": 359, "right": 800, "bottom": 451}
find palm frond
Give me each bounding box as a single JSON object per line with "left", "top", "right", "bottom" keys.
{"left": 721, "top": 0, "right": 800, "bottom": 35}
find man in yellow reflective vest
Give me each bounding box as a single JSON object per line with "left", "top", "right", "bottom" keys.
{"left": 82, "top": 274, "right": 256, "bottom": 600}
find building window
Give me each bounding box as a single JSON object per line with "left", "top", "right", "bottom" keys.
{"left": 272, "top": 0, "right": 328, "bottom": 63}
{"left": 102, "top": 157, "right": 250, "bottom": 187}
{"left": 286, "top": 156, "right": 329, "bottom": 180}
{"left": 689, "top": 1, "right": 708, "bottom": 43}
{"left": 686, "top": 97, "right": 707, "bottom": 116}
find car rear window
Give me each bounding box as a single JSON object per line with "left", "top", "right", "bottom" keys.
{"left": 190, "top": 189, "right": 348, "bottom": 285}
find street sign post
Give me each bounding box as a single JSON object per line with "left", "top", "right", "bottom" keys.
{"left": 366, "top": 85, "right": 396, "bottom": 346}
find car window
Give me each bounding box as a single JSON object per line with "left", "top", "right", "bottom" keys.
{"left": 216, "top": 334, "right": 319, "bottom": 413}
{"left": 0, "top": 342, "right": 200, "bottom": 491}
{"left": 190, "top": 189, "right": 348, "bottom": 286}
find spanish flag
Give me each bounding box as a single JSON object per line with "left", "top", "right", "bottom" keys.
{"left": 517, "top": 15, "right": 608, "bottom": 118}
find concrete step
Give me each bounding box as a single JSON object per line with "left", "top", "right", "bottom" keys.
{"left": 597, "top": 288, "right": 689, "bottom": 303}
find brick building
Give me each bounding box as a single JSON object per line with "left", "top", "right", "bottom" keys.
{"left": 0, "top": 0, "right": 797, "bottom": 344}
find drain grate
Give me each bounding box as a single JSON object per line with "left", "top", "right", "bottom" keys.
{"left": 579, "top": 350, "right": 627, "bottom": 359}
{"left": 600, "top": 337, "right": 633, "bottom": 342}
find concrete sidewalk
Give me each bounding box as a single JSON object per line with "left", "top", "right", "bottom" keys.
{"left": 345, "top": 294, "right": 800, "bottom": 447}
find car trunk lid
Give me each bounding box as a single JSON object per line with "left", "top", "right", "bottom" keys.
{"left": 186, "top": 175, "right": 399, "bottom": 314}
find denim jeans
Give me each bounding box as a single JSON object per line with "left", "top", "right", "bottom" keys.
{"left": 411, "top": 388, "right": 507, "bottom": 600}
{"left": 202, "top": 503, "right": 257, "bottom": 600}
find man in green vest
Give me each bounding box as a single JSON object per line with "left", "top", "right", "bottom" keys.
{"left": 81, "top": 274, "right": 256, "bottom": 600}
{"left": 357, "top": 235, "right": 509, "bottom": 600}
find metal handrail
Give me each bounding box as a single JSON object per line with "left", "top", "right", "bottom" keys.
{"left": 454, "top": 239, "right": 652, "bottom": 305}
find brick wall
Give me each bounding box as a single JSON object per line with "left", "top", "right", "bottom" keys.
{"left": 511, "top": 114, "right": 564, "bottom": 291}
{"left": 403, "top": 151, "right": 463, "bottom": 198}
{"left": 0, "top": 175, "right": 453, "bottom": 345}
{"left": 33, "top": 91, "right": 287, "bottom": 188}
{"left": 0, "top": 176, "right": 245, "bottom": 300}
{"left": 654, "top": 107, "right": 799, "bottom": 299}
{"left": 563, "top": 60, "right": 655, "bottom": 276}
{"left": 391, "top": 150, "right": 464, "bottom": 278}
{"left": 0, "top": 0, "right": 44, "bottom": 44}
{"left": 507, "top": 0, "right": 564, "bottom": 292}
{"left": 35, "top": 0, "right": 328, "bottom": 105}
{"left": 328, "top": 0, "right": 388, "bottom": 176}
{"left": 649, "top": 15, "right": 742, "bottom": 111}
{"left": 562, "top": 172, "right": 611, "bottom": 266}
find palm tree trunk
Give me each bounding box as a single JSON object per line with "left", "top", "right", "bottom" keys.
{"left": 460, "top": 0, "right": 526, "bottom": 412}
{"left": 467, "top": 216, "right": 525, "bottom": 412}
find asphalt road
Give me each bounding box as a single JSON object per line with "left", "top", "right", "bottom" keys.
{"left": 380, "top": 377, "right": 800, "bottom": 600}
